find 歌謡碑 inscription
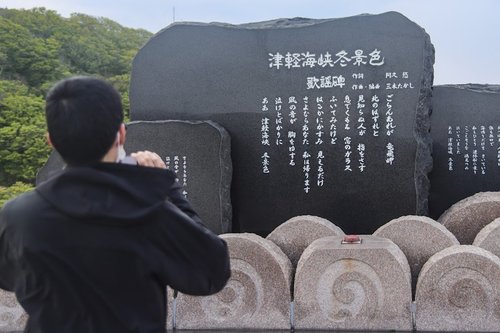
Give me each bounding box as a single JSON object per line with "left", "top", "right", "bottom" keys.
{"left": 130, "top": 11, "right": 434, "bottom": 235}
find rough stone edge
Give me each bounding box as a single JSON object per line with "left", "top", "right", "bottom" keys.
{"left": 128, "top": 119, "right": 233, "bottom": 233}
{"left": 267, "top": 215, "right": 344, "bottom": 240}
{"left": 438, "top": 191, "right": 500, "bottom": 223}
{"left": 416, "top": 244, "right": 500, "bottom": 293}
{"left": 415, "top": 244, "right": 500, "bottom": 331}
{"left": 435, "top": 84, "right": 500, "bottom": 94}
{"left": 473, "top": 217, "right": 500, "bottom": 249}
{"left": 414, "top": 29, "right": 434, "bottom": 216}
{"left": 374, "top": 215, "right": 459, "bottom": 245}
{"left": 221, "top": 233, "right": 293, "bottom": 290}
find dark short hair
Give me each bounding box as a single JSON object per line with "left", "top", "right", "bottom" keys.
{"left": 45, "top": 76, "right": 124, "bottom": 165}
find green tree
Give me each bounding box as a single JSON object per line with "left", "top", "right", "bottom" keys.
{"left": 0, "top": 181, "right": 33, "bottom": 207}
{"left": 0, "top": 92, "right": 50, "bottom": 185}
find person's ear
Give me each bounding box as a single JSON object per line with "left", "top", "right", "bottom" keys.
{"left": 118, "top": 123, "right": 126, "bottom": 145}
{"left": 46, "top": 133, "right": 54, "bottom": 148}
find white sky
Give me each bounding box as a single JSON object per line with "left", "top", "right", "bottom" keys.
{"left": 2, "top": 0, "right": 500, "bottom": 85}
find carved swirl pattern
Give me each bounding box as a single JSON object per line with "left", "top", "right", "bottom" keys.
{"left": 316, "top": 259, "right": 383, "bottom": 322}
{"left": 436, "top": 267, "right": 495, "bottom": 322}
{"left": 0, "top": 290, "right": 26, "bottom": 329}
{"left": 201, "top": 259, "right": 263, "bottom": 322}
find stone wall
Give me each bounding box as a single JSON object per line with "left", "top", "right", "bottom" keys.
{"left": 3, "top": 193, "right": 500, "bottom": 332}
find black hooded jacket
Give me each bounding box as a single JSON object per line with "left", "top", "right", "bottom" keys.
{"left": 0, "top": 163, "right": 230, "bottom": 333}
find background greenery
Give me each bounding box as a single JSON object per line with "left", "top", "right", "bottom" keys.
{"left": 0, "top": 7, "right": 152, "bottom": 206}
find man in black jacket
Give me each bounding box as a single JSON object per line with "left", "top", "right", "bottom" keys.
{"left": 0, "top": 76, "right": 231, "bottom": 332}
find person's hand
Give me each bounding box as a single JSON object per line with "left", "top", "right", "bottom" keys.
{"left": 130, "top": 151, "right": 167, "bottom": 169}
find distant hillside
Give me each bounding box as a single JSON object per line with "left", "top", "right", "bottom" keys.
{"left": 0, "top": 7, "right": 153, "bottom": 195}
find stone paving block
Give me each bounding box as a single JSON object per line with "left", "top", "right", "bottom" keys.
{"left": 373, "top": 215, "right": 459, "bottom": 296}
{"left": 0, "top": 290, "right": 27, "bottom": 331}
{"left": 266, "top": 215, "right": 344, "bottom": 269}
{"left": 171, "top": 233, "right": 292, "bottom": 330}
{"left": 294, "top": 235, "right": 412, "bottom": 331}
{"left": 473, "top": 217, "right": 500, "bottom": 259}
{"left": 415, "top": 245, "right": 500, "bottom": 332}
{"left": 439, "top": 191, "right": 500, "bottom": 244}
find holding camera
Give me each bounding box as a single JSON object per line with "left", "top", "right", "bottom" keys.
{"left": 0, "top": 76, "right": 230, "bottom": 333}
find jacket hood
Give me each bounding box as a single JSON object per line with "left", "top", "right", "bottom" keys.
{"left": 36, "top": 163, "right": 176, "bottom": 222}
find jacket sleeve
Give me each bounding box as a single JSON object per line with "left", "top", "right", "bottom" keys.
{"left": 155, "top": 197, "right": 231, "bottom": 296}
{"left": 166, "top": 178, "right": 204, "bottom": 226}
{"left": 0, "top": 203, "right": 17, "bottom": 292}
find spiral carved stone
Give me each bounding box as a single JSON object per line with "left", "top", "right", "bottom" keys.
{"left": 172, "top": 233, "right": 292, "bottom": 329}
{"left": 316, "top": 260, "right": 383, "bottom": 322}
{"left": 266, "top": 215, "right": 344, "bottom": 270}
{"left": 294, "top": 235, "right": 412, "bottom": 330}
{"left": 473, "top": 218, "right": 500, "bottom": 258}
{"left": 374, "top": 215, "right": 459, "bottom": 297}
{"left": 439, "top": 191, "right": 500, "bottom": 244}
{"left": 0, "top": 290, "right": 27, "bottom": 331}
{"left": 416, "top": 245, "right": 500, "bottom": 332}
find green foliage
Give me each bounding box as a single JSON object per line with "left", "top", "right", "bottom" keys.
{"left": 0, "top": 181, "right": 34, "bottom": 207}
{"left": 0, "top": 8, "right": 152, "bottom": 189}
{"left": 0, "top": 91, "right": 50, "bottom": 185}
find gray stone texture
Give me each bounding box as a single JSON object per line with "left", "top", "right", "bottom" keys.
{"left": 37, "top": 120, "right": 232, "bottom": 234}
{"left": 294, "top": 235, "right": 412, "bottom": 331}
{"left": 473, "top": 218, "right": 500, "bottom": 258}
{"left": 415, "top": 245, "right": 500, "bottom": 332}
{"left": 266, "top": 215, "right": 344, "bottom": 269}
{"left": 130, "top": 12, "right": 434, "bottom": 236}
{"left": 373, "top": 215, "right": 459, "bottom": 297}
{"left": 0, "top": 290, "right": 27, "bottom": 332}
{"left": 429, "top": 85, "right": 500, "bottom": 219}
{"left": 439, "top": 191, "right": 500, "bottom": 244}
{"left": 172, "top": 233, "right": 292, "bottom": 329}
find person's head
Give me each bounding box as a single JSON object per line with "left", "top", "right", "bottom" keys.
{"left": 45, "top": 76, "right": 125, "bottom": 166}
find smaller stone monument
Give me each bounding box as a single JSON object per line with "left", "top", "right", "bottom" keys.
{"left": 294, "top": 235, "right": 412, "bottom": 331}
{"left": 429, "top": 85, "right": 500, "bottom": 219}
{"left": 0, "top": 290, "right": 27, "bottom": 331}
{"left": 373, "top": 215, "right": 459, "bottom": 296}
{"left": 415, "top": 245, "right": 500, "bottom": 332}
{"left": 266, "top": 215, "right": 344, "bottom": 269}
{"left": 37, "top": 120, "right": 232, "bottom": 234}
{"left": 171, "top": 233, "right": 292, "bottom": 330}
{"left": 439, "top": 192, "right": 500, "bottom": 244}
{"left": 473, "top": 218, "right": 500, "bottom": 258}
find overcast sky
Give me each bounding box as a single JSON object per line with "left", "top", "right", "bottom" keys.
{"left": 3, "top": 0, "right": 499, "bottom": 85}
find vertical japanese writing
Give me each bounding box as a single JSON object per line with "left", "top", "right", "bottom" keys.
{"left": 447, "top": 126, "right": 454, "bottom": 171}
{"left": 358, "top": 143, "right": 366, "bottom": 172}
{"left": 357, "top": 95, "right": 367, "bottom": 136}
{"left": 288, "top": 96, "right": 298, "bottom": 166}
{"left": 317, "top": 151, "right": 325, "bottom": 186}
{"left": 464, "top": 126, "right": 469, "bottom": 151}
{"left": 261, "top": 97, "right": 270, "bottom": 174}
{"left": 371, "top": 95, "right": 380, "bottom": 137}
{"left": 344, "top": 95, "right": 351, "bottom": 130}
{"left": 182, "top": 156, "right": 188, "bottom": 197}
{"left": 480, "top": 125, "right": 486, "bottom": 175}
{"left": 344, "top": 136, "right": 352, "bottom": 171}
{"left": 455, "top": 126, "right": 461, "bottom": 154}
{"left": 275, "top": 97, "right": 284, "bottom": 146}
{"left": 386, "top": 143, "right": 395, "bottom": 165}
{"left": 303, "top": 151, "right": 311, "bottom": 193}
{"left": 315, "top": 97, "right": 325, "bottom": 145}
{"left": 329, "top": 96, "right": 338, "bottom": 144}
{"left": 385, "top": 94, "right": 395, "bottom": 136}
{"left": 302, "top": 97, "right": 310, "bottom": 145}
{"left": 262, "top": 152, "right": 270, "bottom": 174}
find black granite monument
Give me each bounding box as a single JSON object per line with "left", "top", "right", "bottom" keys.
{"left": 429, "top": 85, "right": 500, "bottom": 218}
{"left": 37, "top": 120, "right": 232, "bottom": 234}
{"left": 130, "top": 12, "right": 434, "bottom": 235}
